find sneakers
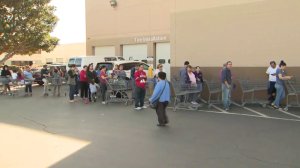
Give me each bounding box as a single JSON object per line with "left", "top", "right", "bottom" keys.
{"left": 141, "top": 106, "right": 147, "bottom": 109}
{"left": 69, "top": 100, "right": 75, "bottom": 103}
{"left": 134, "top": 107, "right": 142, "bottom": 110}
{"left": 271, "top": 103, "right": 279, "bottom": 109}
{"left": 102, "top": 101, "right": 106, "bottom": 105}
{"left": 191, "top": 101, "right": 199, "bottom": 105}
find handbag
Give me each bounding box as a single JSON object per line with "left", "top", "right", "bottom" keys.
{"left": 150, "top": 81, "right": 167, "bottom": 109}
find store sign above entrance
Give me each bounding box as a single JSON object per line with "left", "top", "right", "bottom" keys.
{"left": 134, "top": 36, "right": 167, "bottom": 43}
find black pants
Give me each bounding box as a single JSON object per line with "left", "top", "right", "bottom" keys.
{"left": 80, "top": 82, "right": 89, "bottom": 99}
{"left": 156, "top": 101, "right": 169, "bottom": 125}
{"left": 25, "top": 84, "right": 32, "bottom": 93}
{"left": 268, "top": 81, "right": 276, "bottom": 103}
{"left": 100, "top": 83, "right": 107, "bottom": 101}
{"left": 69, "top": 85, "right": 75, "bottom": 100}
{"left": 135, "top": 87, "right": 146, "bottom": 108}
{"left": 75, "top": 76, "right": 79, "bottom": 95}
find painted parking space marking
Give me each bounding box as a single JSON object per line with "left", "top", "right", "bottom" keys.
{"left": 171, "top": 103, "right": 300, "bottom": 123}
{"left": 210, "top": 104, "right": 230, "bottom": 113}
{"left": 195, "top": 108, "right": 300, "bottom": 123}
{"left": 278, "top": 109, "right": 300, "bottom": 119}
{"left": 231, "top": 102, "right": 268, "bottom": 117}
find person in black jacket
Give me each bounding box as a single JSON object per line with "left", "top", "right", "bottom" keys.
{"left": 1, "top": 65, "right": 12, "bottom": 94}
{"left": 86, "top": 64, "right": 99, "bottom": 102}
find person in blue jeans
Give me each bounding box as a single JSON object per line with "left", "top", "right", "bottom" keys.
{"left": 221, "top": 61, "right": 233, "bottom": 111}
{"left": 271, "top": 60, "right": 293, "bottom": 109}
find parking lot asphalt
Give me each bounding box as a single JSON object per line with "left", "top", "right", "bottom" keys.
{"left": 0, "top": 86, "right": 300, "bottom": 168}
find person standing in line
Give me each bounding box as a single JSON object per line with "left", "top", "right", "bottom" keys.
{"left": 87, "top": 64, "right": 99, "bottom": 102}
{"left": 111, "top": 64, "right": 119, "bottom": 78}
{"left": 23, "top": 66, "right": 34, "bottom": 97}
{"left": 74, "top": 66, "right": 80, "bottom": 97}
{"left": 41, "top": 65, "right": 50, "bottom": 96}
{"left": 266, "top": 61, "right": 278, "bottom": 104}
{"left": 186, "top": 65, "right": 198, "bottom": 105}
{"left": 130, "top": 64, "right": 139, "bottom": 99}
{"left": 194, "top": 66, "right": 204, "bottom": 103}
{"left": 80, "top": 65, "right": 89, "bottom": 104}
{"left": 117, "top": 65, "right": 127, "bottom": 80}
{"left": 153, "top": 64, "right": 163, "bottom": 85}
{"left": 99, "top": 66, "right": 109, "bottom": 104}
{"left": 67, "top": 64, "right": 77, "bottom": 103}
{"left": 150, "top": 72, "right": 171, "bottom": 127}
{"left": 271, "top": 60, "right": 293, "bottom": 109}
{"left": 52, "top": 68, "right": 62, "bottom": 97}
{"left": 1, "top": 65, "right": 12, "bottom": 95}
{"left": 179, "top": 61, "right": 189, "bottom": 84}
{"left": 134, "top": 64, "right": 147, "bottom": 110}
{"left": 221, "top": 61, "right": 233, "bottom": 111}
{"left": 178, "top": 61, "right": 189, "bottom": 102}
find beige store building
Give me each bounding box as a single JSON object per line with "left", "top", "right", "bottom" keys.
{"left": 86, "top": 0, "right": 300, "bottom": 80}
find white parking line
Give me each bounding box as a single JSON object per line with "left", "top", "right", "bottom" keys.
{"left": 184, "top": 108, "right": 300, "bottom": 123}
{"left": 232, "top": 102, "right": 268, "bottom": 117}
{"left": 168, "top": 107, "right": 222, "bottom": 113}
{"left": 210, "top": 104, "right": 229, "bottom": 113}
{"left": 278, "top": 109, "right": 300, "bottom": 119}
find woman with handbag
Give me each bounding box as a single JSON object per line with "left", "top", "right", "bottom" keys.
{"left": 149, "top": 72, "right": 171, "bottom": 127}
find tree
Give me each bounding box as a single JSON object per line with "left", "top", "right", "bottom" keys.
{"left": 0, "top": 0, "right": 59, "bottom": 64}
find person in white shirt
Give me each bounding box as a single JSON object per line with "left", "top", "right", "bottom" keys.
{"left": 266, "top": 61, "right": 278, "bottom": 104}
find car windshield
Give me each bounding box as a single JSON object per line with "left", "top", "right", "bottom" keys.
{"left": 96, "top": 63, "right": 113, "bottom": 71}
{"left": 68, "top": 58, "right": 81, "bottom": 67}
{"left": 120, "top": 63, "right": 149, "bottom": 71}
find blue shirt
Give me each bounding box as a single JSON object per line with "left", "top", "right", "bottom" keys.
{"left": 179, "top": 67, "right": 187, "bottom": 84}
{"left": 221, "top": 68, "right": 232, "bottom": 85}
{"left": 23, "top": 70, "right": 33, "bottom": 79}
{"left": 276, "top": 68, "right": 285, "bottom": 86}
{"left": 150, "top": 80, "right": 171, "bottom": 103}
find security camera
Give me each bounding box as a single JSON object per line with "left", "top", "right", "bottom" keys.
{"left": 110, "top": 0, "right": 117, "bottom": 7}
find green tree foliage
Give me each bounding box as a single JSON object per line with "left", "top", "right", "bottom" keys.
{"left": 0, "top": 0, "right": 59, "bottom": 64}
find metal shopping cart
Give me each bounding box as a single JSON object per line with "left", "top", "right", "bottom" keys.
{"left": 106, "top": 78, "right": 130, "bottom": 105}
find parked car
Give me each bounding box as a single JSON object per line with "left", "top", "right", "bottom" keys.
{"left": 95, "top": 61, "right": 150, "bottom": 79}
{"left": 33, "top": 64, "right": 67, "bottom": 85}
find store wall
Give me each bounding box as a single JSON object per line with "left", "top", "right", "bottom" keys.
{"left": 171, "top": 0, "right": 300, "bottom": 69}
{"left": 85, "top": 0, "right": 172, "bottom": 56}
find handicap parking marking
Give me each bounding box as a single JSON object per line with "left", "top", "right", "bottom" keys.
{"left": 231, "top": 102, "right": 269, "bottom": 117}
{"left": 278, "top": 109, "right": 300, "bottom": 119}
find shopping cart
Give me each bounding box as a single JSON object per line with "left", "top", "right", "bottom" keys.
{"left": 171, "top": 79, "right": 202, "bottom": 111}
{"left": 106, "top": 78, "right": 130, "bottom": 105}
{"left": 238, "top": 79, "right": 268, "bottom": 107}
{"left": 285, "top": 78, "right": 300, "bottom": 111}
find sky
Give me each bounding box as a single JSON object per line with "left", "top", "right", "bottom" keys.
{"left": 50, "top": 0, "right": 86, "bottom": 44}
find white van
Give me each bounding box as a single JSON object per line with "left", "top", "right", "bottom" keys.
{"left": 67, "top": 56, "right": 105, "bottom": 71}
{"left": 95, "top": 61, "right": 150, "bottom": 78}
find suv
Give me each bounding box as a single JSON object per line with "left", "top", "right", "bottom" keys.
{"left": 95, "top": 61, "right": 149, "bottom": 78}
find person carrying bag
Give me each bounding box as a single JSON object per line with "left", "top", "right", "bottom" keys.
{"left": 149, "top": 72, "right": 171, "bottom": 127}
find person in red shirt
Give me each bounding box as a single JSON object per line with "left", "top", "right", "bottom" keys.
{"left": 80, "top": 65, "right": 89, "bottom": 104}
{"left": 134, "top": 64, "right": 147, "bottom": 110}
